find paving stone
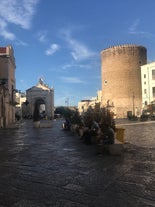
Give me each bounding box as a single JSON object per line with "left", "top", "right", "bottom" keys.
{"left": 0, "top": 119, "right": 155, "bottom": 207}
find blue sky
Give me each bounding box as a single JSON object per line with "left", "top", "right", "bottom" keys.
{"left": 0, "top": 0, "right": 155, "bottom": 106}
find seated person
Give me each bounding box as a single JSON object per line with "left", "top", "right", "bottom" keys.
{"left": 83, "top": 121, "right": 100, "bottom": 145}
{"left": 97, "top": 123, "right": 115, "bottom": 145}
{"left": 96, "top": 123, "right": 115, "bottom": 155}
{"left": 62, "top": 118, "right": 71, "bottom": 130}
{"left": 90, "top": 120, "right": 100, "bottom": 136}
{"left": 82, "top": 128, "right": 92, "bottom": 145}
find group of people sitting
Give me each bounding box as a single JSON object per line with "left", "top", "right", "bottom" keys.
{"left": 82, "top": 120, "right": 115, "bottom": 146}
{"left": 62, "top": 114, "right": 115, "bottom": 150}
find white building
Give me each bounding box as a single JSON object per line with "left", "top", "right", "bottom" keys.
{"left": 15, "top": 92, "right": 26, "bottom": 119}
{"left": 141, "top": 62, "right": 155, "bottom": 109}
{"left": 78, "top": 90, "right": 102, "bottom": 114}
{"left": 26, "top": 79, "right": 54, "bottom": 119}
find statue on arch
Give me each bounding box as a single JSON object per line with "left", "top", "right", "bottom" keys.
{"left": 39, "top": 78, "right": 44, "bottom": 85}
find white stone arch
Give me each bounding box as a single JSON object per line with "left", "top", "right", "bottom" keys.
{"left": 26, "top": 82, "right": 54, "bottom": 119}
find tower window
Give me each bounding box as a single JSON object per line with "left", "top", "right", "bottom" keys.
{"left": 104, "top": 80, "right": 108, "bottom": 85}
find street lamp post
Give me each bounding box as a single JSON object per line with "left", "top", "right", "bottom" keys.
{"left": 133, "top": 92, "right": 135, "bottom": 117}
{"left": 65, "top": 97, "right": 69, "bottom": 107}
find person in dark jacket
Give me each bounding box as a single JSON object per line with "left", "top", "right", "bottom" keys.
{"left": 102, "top": 124, "right": 115, "bottom": 145}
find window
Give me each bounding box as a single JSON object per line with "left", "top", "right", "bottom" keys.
{"left": 144, "top": 81, "right": 146, "bottom": 85}
{"left": 144, "top": 74, "right": 146, "bottom": 78}
{"left": 145, "top": 101, "right": 147, "bottom": 105}
{"left": 152, "top": 70, "right": 155, "bottom": 80}
{"left": 144, "top": 89, "right": 147, "bottom": 94}
{"left": 153, "top": 87, "right": 155, "bottom": 97}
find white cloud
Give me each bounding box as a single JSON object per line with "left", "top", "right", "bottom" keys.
{"left": 62, "top": 63, "right": 91, "bottom": 70}
{"left": 37, "top": 31, "right": 47, "bottom": 43}
{"left": 69, "top": 39, "right": 95, "bottom": 61}
{"left": 0, "top": 0, "right": 39, "bottom": 29}
{"left": 0, "top": 0, "right": 39, "bottom": 40}
{"left": 129, "top": 19, "right": 140, "bottom": 34}
{"left": 0, "top": 18, "right": 15, "bottom": 40}
{"left": 60, "top": 76, "right": 84, "bottom": 83}
{"left": 15, "top": 39, "right": 28, "bottom": 46}
{"left": 45, "top": 44, "right": 60, "bottom": 56}
{"left": 128, "top": 19, "right": 154, "bottom": 38}
{"left": 62, "top": 29, "right": 96, "bottom": 61}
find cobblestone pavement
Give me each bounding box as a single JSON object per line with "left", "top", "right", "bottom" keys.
{"left": 0, "top": 119, "right": 155, "bottom": 207}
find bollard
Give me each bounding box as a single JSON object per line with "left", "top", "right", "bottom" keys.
{"left": 115, "top": 128, "right": 125, "bottom": 144}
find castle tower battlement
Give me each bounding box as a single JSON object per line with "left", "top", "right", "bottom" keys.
{"left": 101, "top": 44, "right": 146, "bottom": 58}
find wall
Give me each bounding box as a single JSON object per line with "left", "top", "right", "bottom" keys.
{"left": 0, "top": 45, "right": 16, "bottom": 127}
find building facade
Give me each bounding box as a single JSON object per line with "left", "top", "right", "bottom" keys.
{"left": 78, "top": 90, "right": 102, "bottom": 115}
{"left": 141, "top": 62, "right": 155, "bottom": 109}
{"left": 0, "top": 45, "right": 16, "bottom": 128}
{"left": 101, "top": 44, "right": 147, "bottom": 118}
{"left": 26, "top": 79, "right": 54, "bottom": 119}
{"left": 15, "top": 92, "right": 26, "bottom": 120}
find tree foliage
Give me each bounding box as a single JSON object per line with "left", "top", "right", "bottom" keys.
{"left": 55, "top": 106, "right": 75, "bottom": 118}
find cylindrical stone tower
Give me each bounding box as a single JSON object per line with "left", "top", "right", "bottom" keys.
{"left": 101, "top": 44, "right": 147, "bottom": 118}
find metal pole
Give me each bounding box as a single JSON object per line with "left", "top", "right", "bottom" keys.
{"left": 65, "top": 97, "right": 69, "bottom": 107}
{"left": 133, "top": 92, "right": 135, "bottom": 116}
